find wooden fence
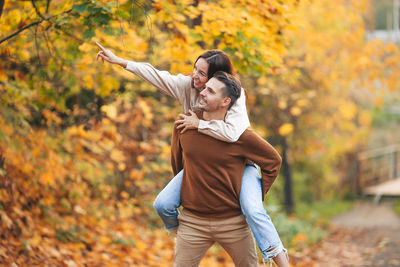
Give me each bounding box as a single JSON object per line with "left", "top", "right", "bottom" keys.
{"left": 353, "top": 144, "right": 400, "bottom": 194}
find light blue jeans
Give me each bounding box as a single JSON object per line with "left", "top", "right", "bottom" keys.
{"left": 153, "top": 165, "right": 286, "bottom": 261}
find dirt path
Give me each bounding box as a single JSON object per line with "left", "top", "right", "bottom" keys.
{"left": 291, "top": 201, "right": 400, "bottom": 267}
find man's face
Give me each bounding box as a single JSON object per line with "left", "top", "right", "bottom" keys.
{"left": 199, "top": 78, "right": 229, "bottom": 112}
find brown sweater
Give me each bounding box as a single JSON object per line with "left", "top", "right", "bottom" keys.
{"left": 171, "top": 115, "right": 282, "bottom": 219}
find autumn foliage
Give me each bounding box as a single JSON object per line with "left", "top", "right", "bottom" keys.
{"left": 1, "top": 0, "right": 399, "bottom": 266}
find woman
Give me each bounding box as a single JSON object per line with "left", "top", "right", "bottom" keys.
{"left": 95, "top": 42, "right": 288, "bottom": 266}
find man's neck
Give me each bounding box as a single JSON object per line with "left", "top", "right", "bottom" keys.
{"left": 203, "top": 108, "right": 228, "bottom": 121}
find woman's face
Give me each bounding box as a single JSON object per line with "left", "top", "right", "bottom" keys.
{"left": 192, "top": 58, "right": 209, "bottom": 90}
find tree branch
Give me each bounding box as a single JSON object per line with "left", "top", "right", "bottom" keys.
{"left": 34, "top": 24, "right": 42, "bottom": 66}
{"left": 31, "top": 0, "right": 47, "bottom": 21}
{"left": 132, "top": 0, "right": 153, "bottom": 50}
{"left": 0, "top": 0, "right": 5, "bottom": 20}
{"left": 46, "top": 0, "right": 50, "bottom": 14}
{"left": 42, "top": 28, "right": 53, "bottom": 58}
{"left": 0, "top": 20, "right": 43, "bottom": 44}
{"left": 0, "top": 8, "right": 71, "bottom": 45}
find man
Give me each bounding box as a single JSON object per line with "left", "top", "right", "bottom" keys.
{"left": 95, "top": 43, "right": 288, "bottom": 265}
{"left": 171, "top": 71, "right": 283, "bottom": 266}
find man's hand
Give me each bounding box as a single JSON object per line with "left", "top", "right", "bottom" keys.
{"left": 175, "top": 110, "right": 200, "bottom": 133}
{"left": 95, "top": 41, "right": 127, "bottom": 67}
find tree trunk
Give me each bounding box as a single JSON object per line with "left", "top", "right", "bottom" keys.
{"left": 190, "top": 0, "right": 205, "bottom": 49}
{"left": 281, "top": 137, "right": 294, "bottom": 214}
{"left": 0, "top": 0, "right": 5, "bottom": 20}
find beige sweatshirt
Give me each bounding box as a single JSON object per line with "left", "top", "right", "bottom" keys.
{"left": 124, "top": 61, "right": 250, "bottom": 142}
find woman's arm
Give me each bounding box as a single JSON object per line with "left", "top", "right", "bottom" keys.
{"left": 95, "top": 42, "right": 191, "bottom": 108}
{"left": 175, "top": 87, "right": 250, "bottom": 142}
{"left": 96, "top": 42, "right": 128, "bottom": 67}
{"left": 124, "top": 61, "right": 191, "bottom": 106}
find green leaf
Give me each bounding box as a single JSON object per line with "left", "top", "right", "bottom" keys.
{"left": 86, "top": 4, "right": 100, "bottom": 14}
{"left": 82, "top": 29, "right": 95, "bottom": 40}
{"left": 93, "top": 14, "right": 111, "bottom": 26}
{"left": 72, "top": 3, "right": 87, "bottom": 13}
{"left": 103, "top": 26, "right": 118, "bottom": 36}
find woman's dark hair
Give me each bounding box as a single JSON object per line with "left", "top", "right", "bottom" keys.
{"left": 195, "top": 50, "right": 236, "bottom": 79}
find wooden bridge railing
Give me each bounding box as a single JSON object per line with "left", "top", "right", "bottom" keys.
{"left": 353, "top": 144, "right": 400, "bottom": 194}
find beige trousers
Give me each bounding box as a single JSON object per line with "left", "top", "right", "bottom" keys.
{"left": 173, "top": 209, "right": 258, "bottom": 267}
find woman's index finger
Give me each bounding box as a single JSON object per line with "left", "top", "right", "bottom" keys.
{"left": 95, "top": 41, "right": 106, "bottom": 51}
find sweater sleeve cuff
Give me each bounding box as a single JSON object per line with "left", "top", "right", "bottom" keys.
{"left": 197, "top": 119, "right": 209, "bottom": 130}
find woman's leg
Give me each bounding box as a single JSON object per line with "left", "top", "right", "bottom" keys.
{"left": 240, "top": 165, "right": 288, "bottom": 265}
{"left": 153, "top": 169, "right": 183, "bottom": 231}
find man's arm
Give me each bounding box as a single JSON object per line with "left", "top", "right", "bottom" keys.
{"left": 171, "top": 121, "right": 184, "bottom": 176}
{"left": 240, "top": 129, "right": 282, "bottom": 200}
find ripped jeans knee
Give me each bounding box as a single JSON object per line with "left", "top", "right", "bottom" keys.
{"left": 262, "top": 243, "right": 289, "bottom": 266}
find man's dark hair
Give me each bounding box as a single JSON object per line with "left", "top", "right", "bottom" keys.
{"left": 212, "top": 71, "right": 241, "bottom": 109}
{"left": 195, "top": 50, "right": 236, "bottom": 79}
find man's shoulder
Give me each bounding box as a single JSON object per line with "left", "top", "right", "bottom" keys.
{"left": 238, "top": 128, "right": 264, "bottom": 143}
{"left": 239, "top": 128, "right": 255, "bottom": 138}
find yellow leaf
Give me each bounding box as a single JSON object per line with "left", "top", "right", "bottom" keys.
{"left": 118, "top": 162, "right": 126, "bottom": 171}
{"left": 0, "top": 246, "right": 7, "bottom": 257}
{"left": 120, "top": 191, "right": 129, "bottom": 199}
{"left": 110, "top": 149, "right": 125, "bottom": 163}
{"left": 65, "top": 260, "right": 78, "bottom": 267}
{"left": 101, "top": 104, "right": 118, "bottom": 119}
{"left": 124, "top": 180, "right": 132, "bottom": 187}
{"left": 82, "top": 75, "right": 94, "bottom": 89}
{"left": 339, "top": 102, "right": 357, "bottom": 120}
{"left": 137, "top": 155, "right": 145, "bottom": 164}
{"left": 292, "top": 232, "right": 307, "bottom": 244}
{"left": 99, "top": 76, "right": 119, "bottom": 96}
{"left": 296, "top": 99, "right": 309, "bottom": 107}
{"left": 40, "top": 171, "right": 54, "bottom": 186}
{"left": 278, "top": 100, "right": 287, "bottom": 110}
{"left": 385, "top": 43, "right": 398, "bottom": 54}
{"left": 290, "top": 106, "right": 302, "bottom": 116}
{"left": 136, "top": 241, "right": 146, "bottom": 252}
{"left": 279, "top": 123, "right": 294, "bottom": 136}
{"left": 0, "top": 211, "right": 13, "bottom": 228}
{"left": 130, "top": 170, "right": 143, "bottom": 180}
{"left": 100, "top": 236, "right": 111, "bottom": 245}
{"left": 32, "top": 147, "right": 41, "bottom": 156}
{"left": 28, "top": 233, "right": 42, "bottom": 247}
{"left": 257, "top": 76, "right": 268, "bottom": 85}
{"left": 78, "top": 43, "right": 92, "bottom": 53}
